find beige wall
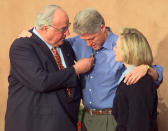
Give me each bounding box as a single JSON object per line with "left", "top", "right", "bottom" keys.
{"left": 0, "top": 0, "right": 168, "bottom": 130}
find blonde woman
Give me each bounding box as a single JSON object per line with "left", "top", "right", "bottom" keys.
{"left": 112, "top": 28, "right": 158, "bottom": 131}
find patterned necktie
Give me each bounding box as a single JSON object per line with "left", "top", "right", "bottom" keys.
{"left": 52, "top": 47, "right": 72, "bottom": 99}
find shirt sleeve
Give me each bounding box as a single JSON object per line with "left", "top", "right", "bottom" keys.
{"left": 151, "top": 65, "right": 163, "bottom": 86}
{"left": 66, "top": 37, "right": 77, "bottom": 47}
{"left": 66, "top": 36, "right": 82, "bottom": 60}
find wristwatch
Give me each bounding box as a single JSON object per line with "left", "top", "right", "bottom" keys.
{"left": 145, "top": 65, "right": 150, "bottom": 71}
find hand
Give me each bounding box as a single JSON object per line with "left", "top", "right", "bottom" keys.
{"left": 17, "top": 30, "right": 32, "bottom": 38}
{"left": 124, "top": 65, "right": 149, "bottom": 85}
{"left": 73, "top": 57, "right": 94, "bottom": 74}
{"left": 148, "top": 67, "right": 158, "bottom": 81}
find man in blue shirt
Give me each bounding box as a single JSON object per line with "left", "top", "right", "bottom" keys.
{"left": 67, "top": 8, "right": 163, "bottom": 131}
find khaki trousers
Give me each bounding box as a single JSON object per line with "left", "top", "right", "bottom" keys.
{"left": 81, "top": 111, "right": 117, "bottom": 131}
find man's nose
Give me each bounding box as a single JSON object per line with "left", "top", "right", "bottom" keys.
{"left": 64, "top": 29, "right": 70, "bottom": 36}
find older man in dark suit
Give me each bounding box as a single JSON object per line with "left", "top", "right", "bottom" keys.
{"left": 5, "top": 5, "right": 93, "bottom": 131}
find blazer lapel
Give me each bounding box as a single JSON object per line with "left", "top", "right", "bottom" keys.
{"left": 60, "top": 43, "right": 71, "bottom": 67}
{"left": 60, "top": 42, "right": 78, "bottom": 102}
{"left": 31, "top": 33, "right": 59, "bottom": 70}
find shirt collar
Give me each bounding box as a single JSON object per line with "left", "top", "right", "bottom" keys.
{"left": 118, "top": 65, "right": 136, "bottom": 85}
{"left": 102, "top": 27, "right": 118, "bottom": 50}
{"left": 33, "top": 27, "right": 53, "bottom": 51}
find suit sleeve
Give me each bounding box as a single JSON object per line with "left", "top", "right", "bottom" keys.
{"left": 10, "top": 38, "right": 79, "bottom": 93}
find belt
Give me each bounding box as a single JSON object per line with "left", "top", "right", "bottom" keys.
{"left": 84, "top": 107, "right": 112, "bottom": 115}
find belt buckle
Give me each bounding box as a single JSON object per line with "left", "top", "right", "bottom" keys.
{"left": 99, "top": 110, "right": 102, "bottom": 114}
{"left": 89, "top": 110, "right": 92, "bottom": 116}
{"left": 89, "top": 109, "right": 96, "bottom": 116}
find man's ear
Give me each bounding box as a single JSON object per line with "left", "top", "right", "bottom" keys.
{"left": 41, "top": 25, "right": 49, "bottom": 32}
{"left": 100, "top": 24, "right": 106, "bottom": 32}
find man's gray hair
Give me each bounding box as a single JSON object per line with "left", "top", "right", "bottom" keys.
{"left": 35, "top": 5, "right": 61, "bottom": 29}
{"left": 73, "top": 8, "right": 105, "bottom": 35}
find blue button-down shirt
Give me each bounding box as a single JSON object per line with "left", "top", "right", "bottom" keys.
{"left": 67, "top": 27, "right": 163, "bottom": 109}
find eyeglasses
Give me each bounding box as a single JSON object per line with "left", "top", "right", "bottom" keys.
{"left": 49, "top": 23, "right": 71, "bottom": 33}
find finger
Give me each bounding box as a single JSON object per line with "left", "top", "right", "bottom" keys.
{"left": 125, "top": 72, "right": 138, "bottom": 85}
{"left": 27, "top": 26, "right": 32, "bottom": 30}
{"left": 90, "top": 53, "right": 94, "bottom": 58}
{"left": 127, "top": 75, "right": 137, "bottom": 85}
{"left": 124, "top": 73, "right": 132, "bottom": 83}
{"left": 90, "top": 55, "right": 94, "bottom": 60}
{"left": 89, "top": 57, "right": 94, "bottom": 64}
{"left": 132, "top": 75, "right": 141, "bottom": 84}
{"left": 126, "top": 76, "right": 133, "bottom": 85}
{"left": 25, "top": 31, "right": 32, "bottom": 37}
{"left": 23, "top": 30, "right": 32, "bottom": 37}
{"left": 124, "top": 75, "right": 129, "bottom": 84}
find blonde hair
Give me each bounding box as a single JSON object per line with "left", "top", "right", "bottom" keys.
{"left": 120, "top": 27, "right": 153, "bottom": 66}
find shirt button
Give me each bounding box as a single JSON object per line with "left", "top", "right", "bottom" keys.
{"left": 89, "top": 89, "right": 92, "bottom": 92}
{"left": 90, "top": 76, "right": 94, "bottom": 79}
{"left": 89, "top": 101, "right": 92, "bottom": 104}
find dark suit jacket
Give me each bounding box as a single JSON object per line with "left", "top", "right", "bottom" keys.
{"left": 112, "top": 74, "right": 158, "bottom": 131}
{"left": 5, "top": 32, "right": 82, "bottom": 131}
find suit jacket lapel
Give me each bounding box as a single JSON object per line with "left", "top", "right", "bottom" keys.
{"left": 31, "top": 33, "right": 59, "bottom": 70}
{"left": 60, "top": 42, "right": 71, "bottom": 67}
